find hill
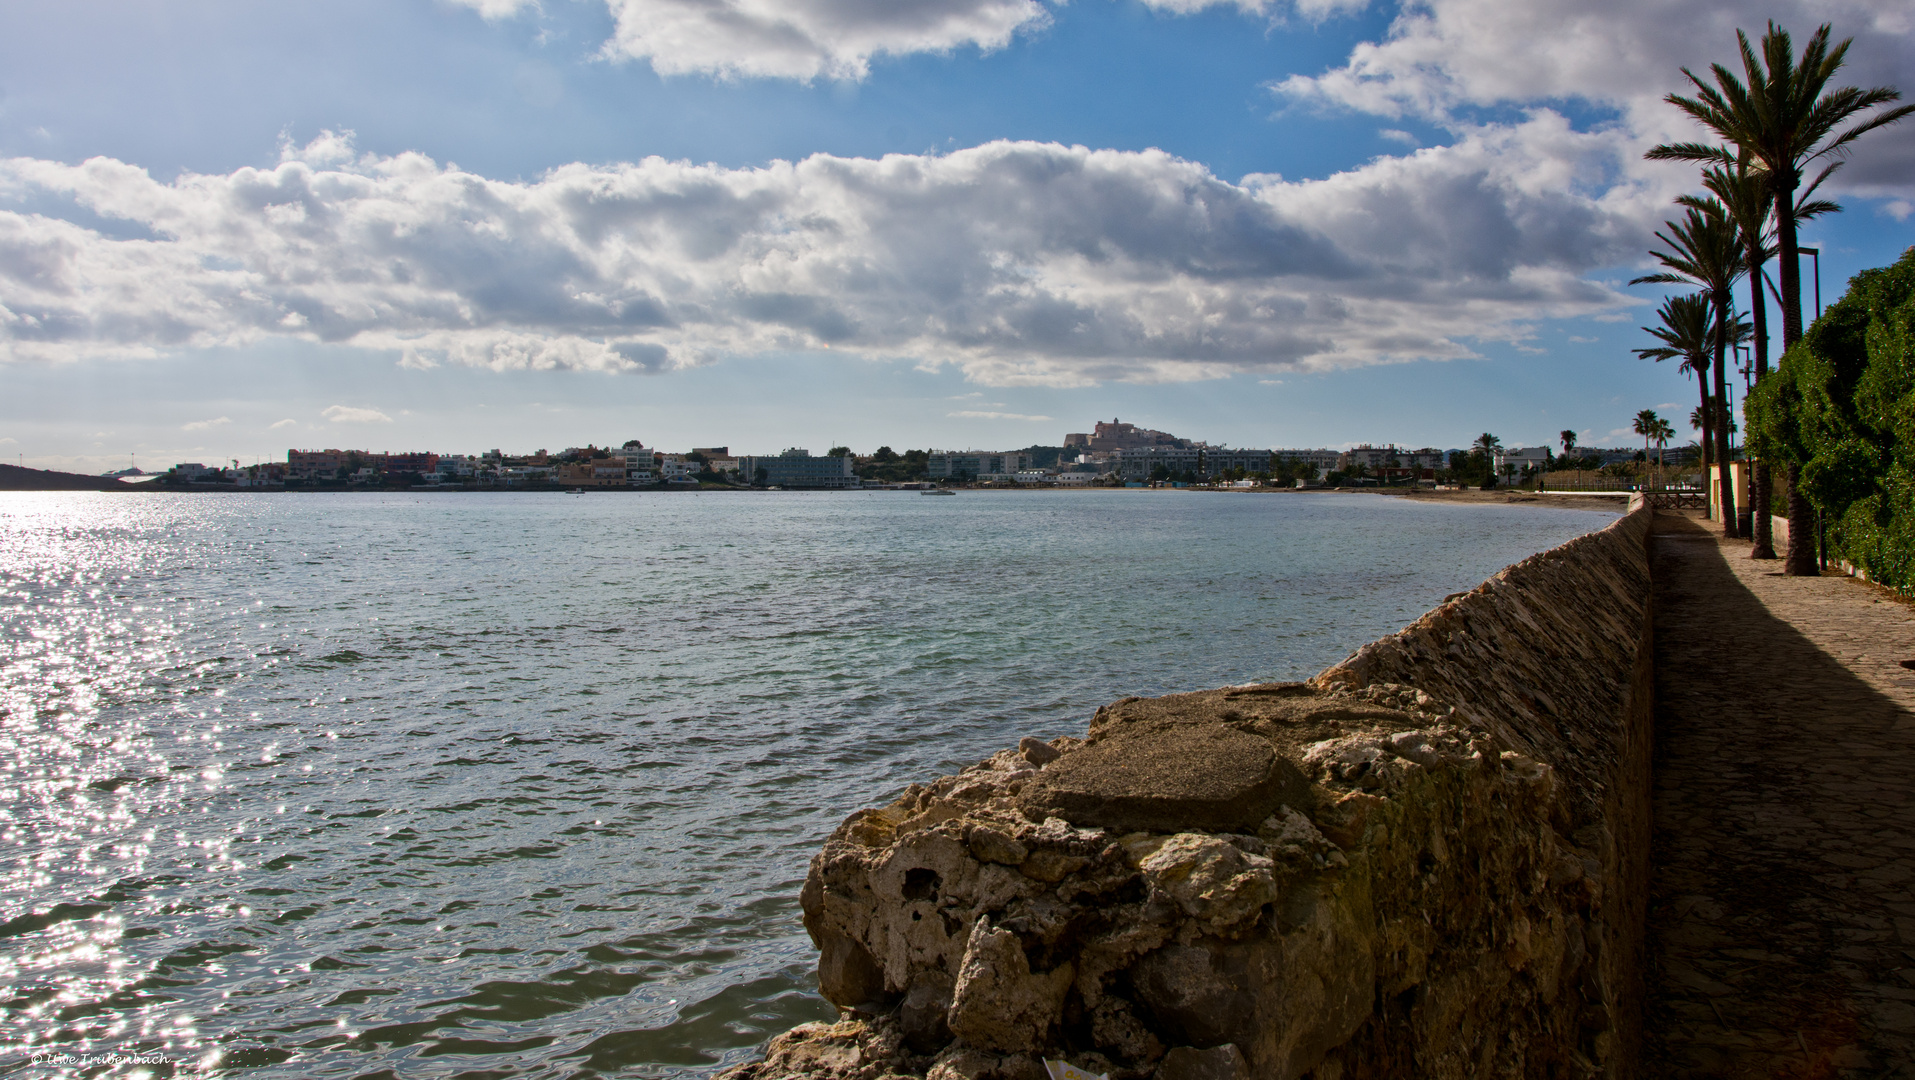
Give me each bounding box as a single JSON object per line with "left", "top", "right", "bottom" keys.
{"left": 0, "top": 463, "right": 136, "bottom": 491}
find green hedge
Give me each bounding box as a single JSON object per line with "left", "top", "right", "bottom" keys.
{"left": 1746, "top": 246, "right": 1915, "bottom": 591}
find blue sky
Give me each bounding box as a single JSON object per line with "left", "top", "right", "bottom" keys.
{"left": 2, "top": 0, "right": 1912, "bottom": 470}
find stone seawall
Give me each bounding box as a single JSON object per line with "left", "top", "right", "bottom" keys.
{"left": 725, "top": 503, "right": 1656, "bottom": 1080}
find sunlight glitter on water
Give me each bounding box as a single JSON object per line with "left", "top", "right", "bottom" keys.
{"left": 0, "top": 490, "right": 1616, "bottom": 1077}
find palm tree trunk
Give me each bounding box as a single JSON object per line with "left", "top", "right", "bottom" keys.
{"left": 1785, "top": 464, "right": 1818, "bottom": 575}
{"left": 1776, "top": 172, "right": 1817, "bottom": 573}
{"left": 1711, "top": 299, "right": 1738, "bottom": 537}
{"left": 1749, "top": 248, "right": 1777, "bottom": 558}
{"left": 1697, "top": 374, "right": 1712, "bottom": 474}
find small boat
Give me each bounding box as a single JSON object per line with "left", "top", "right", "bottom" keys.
{"left": 568, "top": 488, "right": 584, "bottom": 495}
{"left": 921, "top": 489, "right": 956, "bottom": 496}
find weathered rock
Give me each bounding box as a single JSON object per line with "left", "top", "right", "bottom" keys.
{"left": 1156, "top": 1044, "right": 1249, "bottom": 1080}
{"left": 967, "top": 825, "right": 1029, "bottom": 866}
{"left": 1133, "top": 942, "right": 1259, "bottom": 1048}
{"left": 734, "top": 503, "right": 1658, "bottom": 1080}
{"left": 947, "top": 920, "right": 1073, "bottom": 1053}
{"left": 817, "top": 929, "right": 891, "bottom": 1011}
{"left": 1019, "top": 737, "right": 1062, "bottom": 766}
{"left": 899, "top": 969, "right": 955, "bottom": 1053}
{"left": 1129, "top": 834, "right": 1278, "bottom": 931}
{"left": 1017, "top": 723, "right": 1310, "bottom": 833}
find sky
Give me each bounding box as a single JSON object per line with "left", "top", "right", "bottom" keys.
{"left": 2, "top": 0, "right": 1913, "bottom": 471}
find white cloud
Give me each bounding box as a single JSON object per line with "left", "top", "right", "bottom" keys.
{"left": 182, "top": 416, "right": 231, "bottom": 431}
{"left": 0, "top": 130, "right": 1651, "bottom": 386}
{"left": 270, "top": 418, "right": 298, "bottom": 429}
{"left": 948, "top": 410, "right": 1054, "bottom": 420}
{"left": 446, "top": 0, "right": 539, "bottom": 19}
{"left": 0, "top": 437, "right": 15, "bottom": 444}
{"left": 1275, "top": 0, "right": 1914, "bottom": 200}
{"left": 322, "top": 405, "right": 393, "bottom": 424}
{"left": 598, "top": 0, "right": 1049, "bottom": 81}
{"left": 1134, "top": 0, "right": 1368, "bottom": 21}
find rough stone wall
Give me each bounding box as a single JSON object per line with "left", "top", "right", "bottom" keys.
{"left": 722, "top": 504, "right": 1655, "bottom": 1080}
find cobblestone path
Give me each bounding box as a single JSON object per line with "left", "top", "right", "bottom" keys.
{"left": 1645, "top": 511, "right": 1915, "bottom": 1077}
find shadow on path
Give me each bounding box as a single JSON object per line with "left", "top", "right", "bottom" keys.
{"left": 1645, "top": 512, "right": 1915, "bottom": 1078}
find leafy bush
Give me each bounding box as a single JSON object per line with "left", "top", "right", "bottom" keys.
{"left": 1746, "top": 247, "right": 1915, "bottom": 591}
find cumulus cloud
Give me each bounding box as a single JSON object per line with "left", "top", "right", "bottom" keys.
{"left": 182, "top": 416, "right": 231, "bottom": 431}
{"left": 1276, "top": 0, "right": 1914, "bottom": 199}
{"left": 322, "top": 405, "right": 393, "bottom": 424}
{"left": 599, "top": 0, "right": 1048, "bottom": 81}
{"left": 270, "top": 418, "right": 298, "bottom": 429}
{"left": 0, "top": 129, "right": 1651, "bottom": 385}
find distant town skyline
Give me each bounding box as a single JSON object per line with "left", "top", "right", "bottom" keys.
{"left": 2, "top": 0, "right": 1911, "bottom": 472}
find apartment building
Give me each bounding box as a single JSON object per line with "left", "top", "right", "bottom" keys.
{"left": 926, "top": 450, "right": 1033, "bottom": 479}
{"left": 735, "top": 448, "right": 859, "bottom": 488}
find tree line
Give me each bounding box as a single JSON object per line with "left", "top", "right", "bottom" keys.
{"left": 1633, "top": 21, "right": 1910, "bottom": 575}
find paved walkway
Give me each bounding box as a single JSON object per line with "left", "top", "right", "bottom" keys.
{"left": 1645, "top": 512, "right": 1915, "bottom": 1077}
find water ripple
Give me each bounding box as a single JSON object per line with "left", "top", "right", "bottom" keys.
{"left": 0, "top": 490, "right": 1613, "bottom": 1077}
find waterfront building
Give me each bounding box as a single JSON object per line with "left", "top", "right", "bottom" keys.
{"left": 554, "top": 459, "right": 632, "bottom": 488}
{"left": 656, "top": 454, "right": 691, "bottom": 479}
{"left": 287, "top": 448, "right": 437, "bottom": 482}
{"left": 926, "top": 450, "right": 1033, "bottom": 480}
{"left": 1493, "top": 447, "right": 1552, "bottom": 482}
{"left": 1110, "top": 445, "right": 1279, "bottom": 480}
{"left": 498, "top": 465, "right": 556, "bottom": 486}
{"left": 735, "top": 448, "right": 859, "bottom": 488}
{"left": 1275, "top": 448, "right": 1343, "bottom": 478}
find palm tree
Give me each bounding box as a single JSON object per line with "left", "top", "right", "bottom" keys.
{"left": 1631, "top": 201, "right": 1745, "bottom": 535}
{"left": 1633, "top": 410, "right": 1661, "bottom": 486}
{"left": 1560, "top": 429, "right": 1578, "bottom": 489}
{"left": 1652, "top": 417, "right": 1676, "bottom": 480}
{"left": 1649, "top": 22, "right": 1913, "bottom": 572}
{"left": 1472, "top": 433, "right": 1501, "bottom": 487}
{"left": 1635, "top": 292, "right": 1720, "bottom": 492}
{"left": 1680, "top": 160, "right": 1839, "bottom": 556}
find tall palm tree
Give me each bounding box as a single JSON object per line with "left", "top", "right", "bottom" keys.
{"left": 1472, "top": 433, "right": 1501, "bottom": 486}
{"left": 1632, "top": 201, "right": 1745, "bottom": 536}
{"left": 1631, "top": 407, "right": 1662, "bottom": 457}
{"left": 1680, "top": 160, "right": 1838, "bottom": 556}
{"left": 1560, "top": 429, "right": 1578, "bottom": 488}
{"left": 1636, "top": 293, "right": 1716, "bottom": 479}
{"left": 1649, "top": 22, "right": 1913, "bottom": 572}
{"left": 1652, "top": 416, "right": 1675, "bottom": 472}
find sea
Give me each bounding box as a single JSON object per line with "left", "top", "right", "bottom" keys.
{"left": 0, "top": 489, "right": 1615, "bottom": 1078}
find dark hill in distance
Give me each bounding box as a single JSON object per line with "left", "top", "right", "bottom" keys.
{"left": 0, "top": 463, "right": 138, "bottom": 491}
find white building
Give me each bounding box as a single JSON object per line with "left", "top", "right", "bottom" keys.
{"left": 1494, "top": 446, "right": 1552, "bottom": 481}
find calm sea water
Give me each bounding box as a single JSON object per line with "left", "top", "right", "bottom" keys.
{"left": 0, "top": 490, "right": 1614, "bottom": 1078}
